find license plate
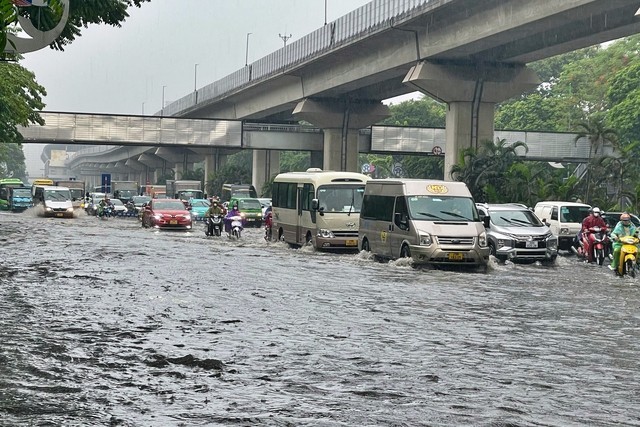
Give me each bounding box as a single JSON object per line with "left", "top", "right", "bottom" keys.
{"left": 345, "top": 239, "right": 357, "bottom": 246}
{"left": 55, "top": 213, "right": 63, "bottom": 217}
{"left": 525, "top": 241, "right": 538, "bottom": 248}
{"left": 170, "top": 220, "right": 177, "bottom": 225}
{"left": 448, "top": 252, "right": 464, "bottom": 261}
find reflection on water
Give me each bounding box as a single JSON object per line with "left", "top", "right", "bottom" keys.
{"left": 1, "top": 211, "right": 640, "bottom": 426}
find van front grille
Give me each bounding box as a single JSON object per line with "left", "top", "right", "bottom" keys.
{"left": 436, "top": 236, "right": 475, "bottom": 245}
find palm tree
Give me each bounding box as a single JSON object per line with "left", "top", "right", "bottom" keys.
{"left": 573, "top": 118, "right": 618, "bottom": 204}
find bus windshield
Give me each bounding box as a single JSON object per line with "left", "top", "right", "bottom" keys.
{"left": 407, "top": 195, "right": 479, "bottom": 222}
{"left": 12, "top": 188, "right": 31, "bottom": 198}
{"left": 317, "top": 185, "right": 365, "bottom": 213}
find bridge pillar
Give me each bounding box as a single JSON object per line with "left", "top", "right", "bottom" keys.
{"left": 292, "top": 98, "right": 389, "bottom": 172}
{"left": 404, "top": 61, "right": 540, "bottom": 180}
{"left": 252, "top": 150, "right": 280, "bottom": 197}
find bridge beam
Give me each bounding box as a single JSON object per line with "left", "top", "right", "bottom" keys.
{"left": 292, "top": 98, "right": 389, "bottom": 172}
{"left": 404, "top": 61, "right": 540, "bottom": 180}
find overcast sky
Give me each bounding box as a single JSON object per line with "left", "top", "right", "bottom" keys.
{"left": 20, "top": 0, "right": 383, "bottom": 115}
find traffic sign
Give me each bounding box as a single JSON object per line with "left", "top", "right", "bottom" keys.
{"left": 432, "top": 146, "right": 443, "bottom": 155}
{"left": 101, "top": 173, "right": 111, "bottom": 193}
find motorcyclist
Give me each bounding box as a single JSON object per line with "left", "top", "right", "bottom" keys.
{"left": 581, "top": 207, "right": 607, "bottom": 263}
{"left": 609, "top": 213, "right": 639, "bottom": 272}
{"left": 205, "top": 200, "right": 225, "bottom": 235}
{"left": 98, "top": 196, "right": 112, "bottom": 216}
{"left": 264, "top": 210, "right": 273, "bottom": 241}
{"left": 224, "top": 203, "right": 243, "bottom": 234}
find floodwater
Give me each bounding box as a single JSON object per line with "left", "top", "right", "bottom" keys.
{"left": 1, "top": 209, "right": 640, "bottom": 427}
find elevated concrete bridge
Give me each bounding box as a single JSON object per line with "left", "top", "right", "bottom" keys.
{"left": 158, "top": 0, "right": 640, "bottom": 177}
{"left": 20, "top": 112, "right": 612, "bottom": 191}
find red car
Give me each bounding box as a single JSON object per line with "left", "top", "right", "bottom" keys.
{"left": 141, "top": 198, "right": 193, "bottom": 230}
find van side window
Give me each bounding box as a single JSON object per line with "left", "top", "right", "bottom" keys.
{"left": 394, "top": 197, "right": 409, "bottom": 230}
{"left": 361, "top": 195, "right": 394, "bottom": 221}
{"left": 301, "top": 184, "right": 314, "bottom": 211}
{"left": 550, "top": 207, "right": 558, "bottom": 221}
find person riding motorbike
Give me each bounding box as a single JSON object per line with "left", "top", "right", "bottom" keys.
{"left": 98, "top": 196, "right": 112, "bottom": 217}
{"left": 224, "top": 203, "right": 244, "bottom": 235}
{"left": 580, "top": 207, "right": 608, "bottom": 263}
{"left": 609, "top": 213, "right": 639, "bottom": 272}
{"left": 205, "top": 200, "right": 225, "bottom": 235}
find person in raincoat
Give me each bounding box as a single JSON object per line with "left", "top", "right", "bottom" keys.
{"left": 609, "top": 212, "right": 639, "bottom": 272}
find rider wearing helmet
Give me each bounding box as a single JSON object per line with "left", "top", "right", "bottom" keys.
{"left": 224, "top": 202, "right": 242, "bottom": 234}
{"left": 609, "top": 213, "right": 639, "bottom": 272}
{"left": 581, "top": 207, "right": 607, "bottom": 263}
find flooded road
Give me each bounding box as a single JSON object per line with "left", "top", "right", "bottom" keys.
{"left": 1, "top": 210, "right": 640, "bottom": 426}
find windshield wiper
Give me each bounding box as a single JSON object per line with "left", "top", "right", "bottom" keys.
{"left": 417, "top": 212, "right": 443, "bottom": 220}
{"left": 510, "top": 218, "right": 534, "bottom": 226}
{"left": 440, "top": 210, "right": 471, "bottom": 221}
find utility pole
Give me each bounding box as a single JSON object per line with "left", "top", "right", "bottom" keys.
{"left": 279, "top": 33, "right": 292, "bottom": 47}
{"left": 161, "top": 85, "right": 166, "bottom": 117}
{"left": 324, "top": 0, "right": 327, "bottom": 25}
{"left": 194, "top": 63, "right": 199, "bottom": 92}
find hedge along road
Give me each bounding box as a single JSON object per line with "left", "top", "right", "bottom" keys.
{"left": 0, "top": 209, "right": 639, "bottom": 426}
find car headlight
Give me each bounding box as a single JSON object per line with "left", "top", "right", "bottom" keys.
{"left": 419, "top": 234, "right": 432, "bottom": 246}
{"left": 560, "top": 227, "right": 570, "bottom": 235}
{"left": 66, "top": 207, "right": 74, "bottom": 212}
{"left": 318, "top": 228, "right": 335, "bottom": 238}
{"left": 478, "top": 231, "right": 488, "bottom": 247}
{"left": 45, "top": 207, "right": 52, "bottom": 212}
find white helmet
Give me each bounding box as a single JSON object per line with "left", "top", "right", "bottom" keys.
{"left": 592, "top": 207, "right": 601, "bottom": 216}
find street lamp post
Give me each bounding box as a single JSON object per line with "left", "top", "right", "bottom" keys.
{"left": 324, "top": 0, "right": 327, "bottom": 25}
{"left": 161, "top": 85, "right": 166, "bottom": 117}
{"left": 245, "top": 32, "right": 252, "bottom": 66}
{"left": 142, "top": 102, "right": 145, "bottom": 115}
{"left": 279, "top": 33, "right": 292, "bottom": 47}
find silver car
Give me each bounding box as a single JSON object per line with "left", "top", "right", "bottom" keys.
{"left": 477, "top": 203, "right": 558, "bottom": 264}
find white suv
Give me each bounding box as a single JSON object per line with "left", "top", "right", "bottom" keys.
{"left": 477, "top": 203, "right": 558, "bottom": 264}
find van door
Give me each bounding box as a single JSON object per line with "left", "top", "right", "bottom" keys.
{"left": 389, "top": 196, "right": 412, "bottom": 258}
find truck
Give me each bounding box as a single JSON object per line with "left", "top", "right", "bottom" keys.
{"left": 166, "top": 180, "right": 203, "bottom": 203}
{"left": 0, "top": 178, "right": 25, "bottom": 210}
{"left": 55, "top": 180, "right": 86, "bottom": 209}
{"left": 7, "top": 186, "right": 33, "bottom": 212}
{"left": 112, "top": 181, "right": 139, "bottom": 204}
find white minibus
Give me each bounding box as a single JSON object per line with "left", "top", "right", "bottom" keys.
{"left": 271, "top": 168, "right": 370, "bottom": 250}
{"left": 359, "top": 179, "right": 489, "bottom": 268}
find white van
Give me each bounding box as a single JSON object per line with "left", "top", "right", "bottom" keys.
{"left": 359, "top": 179, "right": 490, "bottom": 268}
{"left": 533, "top": 201, "right": 591, "bottom": 251}
{"left": 33, "top": 185, "right": 75, "bottom": 218}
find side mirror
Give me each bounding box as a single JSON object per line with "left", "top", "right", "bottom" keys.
{"left": 311, "top": 199, "right": 319, "bottom": 210}
{"left": 483, "top": 216, "right": 490, "bottom": 228}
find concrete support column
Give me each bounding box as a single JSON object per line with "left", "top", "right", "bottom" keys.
{"left": 310, "top": 151, "right": 323, "bottom": 169}
{"left": 252, "top": 150, "right": 281, "bottom": 197}
{"left": 174, "top": 163, "right": 184, "bottom": 179}
{"left": 403, "top": 61, "right": 540, "bottom": 180}
{"left": 293, "top": 98, "right": 389, "bottom": 172}
{"left": 323, "top": 129, "right": 358, "bottom": 172}
{"left": 445, "top": 102, "right": 496, "bottom": 179}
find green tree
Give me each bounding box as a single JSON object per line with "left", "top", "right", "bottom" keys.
{"left": 573, "top": 118, "right": 618, "bottom": 204}
{"left": 206, "top": 151, "right": 252, "bottom": 197}
{"left": 380, "top": 97, "right": 445, "bottom": 127}
{"left": 0, "top": 142, "right": 26, "bottom": 178}
{"left": 1, "top": 0, "right": 151, "bottom": 54}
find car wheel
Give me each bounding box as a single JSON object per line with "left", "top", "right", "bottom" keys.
{"left": 305, "top": 232, "right": 313, "bottom": 246}
{"left": 361, "top": 238, "right": 370, "bottom": 252}
{"left": 400, "top": 244, "right": 411, "bottom": 258}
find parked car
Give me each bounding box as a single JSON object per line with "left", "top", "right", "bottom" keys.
{"left": 188, "top": 198, "right": 210, "bottom": 221}
{"left": 141, "top": 198, "right": 193, "bottom": 230}
{"left": 477, "top": 203, "right": 558, "bottom": 264}
{"left": 602, "top": 211, "right": 640, "bottom": 229}
{"left": 229, "top": 197, "right": 263, "bottom": 227}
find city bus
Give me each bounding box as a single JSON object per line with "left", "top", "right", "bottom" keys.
{"left": 32, "top": 178, "right": 54, "bottom": 186}
{"left": 271, "top": 168, "right": 369, "bottom": 250}
{"left": 0, "top": 178, "right": 25, "bottom": 210}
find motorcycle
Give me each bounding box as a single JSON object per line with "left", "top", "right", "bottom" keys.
{"left": 586, "top": 226, "right": 610, "bottom": 265}
{"left": 615, "top": 235, "right": 639, "bottom": 278}
{"left": 97, "top": 203, "right": 113, "bottom": 219}
{"left": 205, "top": 214, "right": 223, "bottom": 237}
{"left": 264, "top": 212, "right": 273, "bottom": 241}
{"left": 573, "top": 226, "right": 610, "bottom": 265}
{"left": 226, "top": 215, "right": 244, "bottom": 239}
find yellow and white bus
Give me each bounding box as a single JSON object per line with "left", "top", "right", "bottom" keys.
{"left": 271, "top": 168, "right": 370, "bottom": 250}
